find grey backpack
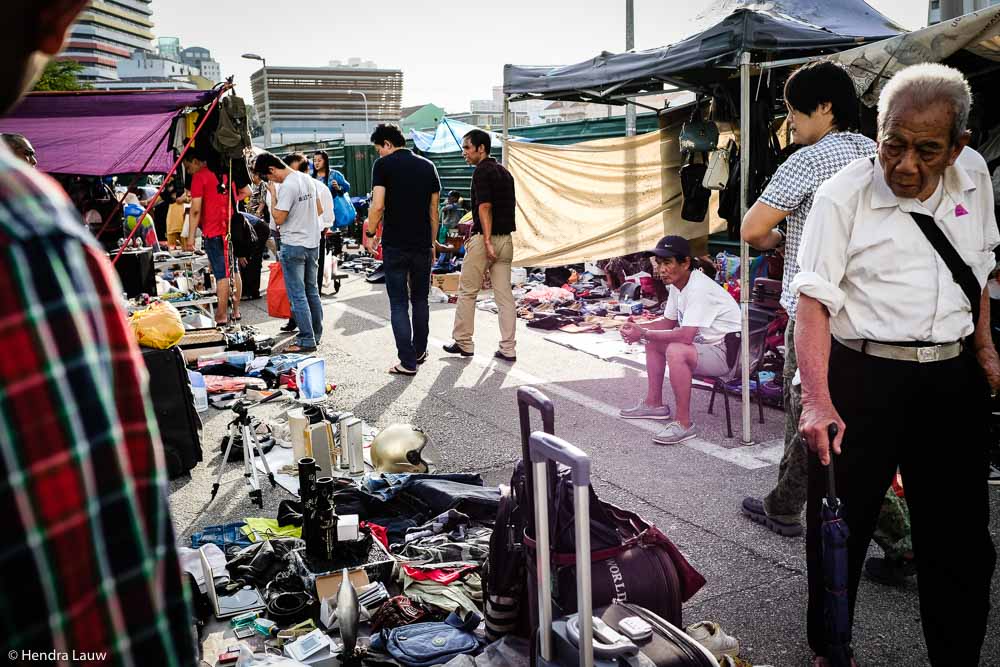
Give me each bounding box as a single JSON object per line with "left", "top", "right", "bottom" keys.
{"left": 212, "top": 95, "right": 252, "bottom": 159}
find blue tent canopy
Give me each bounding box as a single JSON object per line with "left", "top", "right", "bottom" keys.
{"left": 410, "top": 118, "right": 530, "bottom": 153}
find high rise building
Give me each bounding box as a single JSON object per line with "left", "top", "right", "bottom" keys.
{"left": 156, "top": 36, "right": 180, "bottom": 61}
{"left": 61, "top": 0, "right": 155, "bottom": 83}
{"left": 181, "top": 46, "right": 222, "bottom": 84}
{"left": 250, "top": 61, "right": 403, "bottom": 145}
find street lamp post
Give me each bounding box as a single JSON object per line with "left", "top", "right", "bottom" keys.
{"left": 242, "top": 53, "right": 270, "bottom": 146}
{"left": 346, "top": 89, "right": 369, "bottom": 137}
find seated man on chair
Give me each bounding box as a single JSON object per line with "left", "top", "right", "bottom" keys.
{"left": 619, "top": 235, "right": 741, "bottom": 445}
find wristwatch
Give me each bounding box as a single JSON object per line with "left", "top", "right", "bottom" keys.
{"left": 365, "top": 230, "right": 376, "bottom": 238}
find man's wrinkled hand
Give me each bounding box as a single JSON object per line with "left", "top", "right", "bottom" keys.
{"left": 798, "top": 398, "right": 845, "bottom": 466}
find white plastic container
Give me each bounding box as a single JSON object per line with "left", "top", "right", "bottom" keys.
{"left": 287, "top": 408, "right": 309, "bottom": 461}
{"left": 187, "top": 370, "right": 208, "bottom": 413}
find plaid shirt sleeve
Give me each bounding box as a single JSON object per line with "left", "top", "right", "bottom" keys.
{"left": 0, "top": 164, "right": 196, "bottom": 666}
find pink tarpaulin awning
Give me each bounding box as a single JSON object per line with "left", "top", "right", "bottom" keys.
{"left": 0, "top": 89, "right": 217, "bottom": 176}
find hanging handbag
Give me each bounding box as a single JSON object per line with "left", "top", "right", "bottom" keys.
{"left": 680, "top": 152, "right": 711, "bottom": 223}
{"left": 703, "top": 139, "right": 733, "bottom": 190}
{"left": 679, "top": 102, "right": 719, "bottom": 154}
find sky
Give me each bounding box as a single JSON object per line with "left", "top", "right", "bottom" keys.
{"left": 153, "top": 0, "right": 928, "bottom": 114}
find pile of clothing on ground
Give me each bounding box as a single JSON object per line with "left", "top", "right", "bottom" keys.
{"left": 474, "top": 264, "right": 665, "bottom": 335}
{"left": 192, "top": 351, "right": 329, "bottom": 411}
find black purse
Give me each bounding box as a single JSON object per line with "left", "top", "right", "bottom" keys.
{"left": 679, "top": 152, "right": 710, "bottom": 222}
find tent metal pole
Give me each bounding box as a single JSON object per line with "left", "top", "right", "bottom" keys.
{"left": 502, "top": 95, "right": 510, "bottom": 167}
{"left": 739, "top": 51, "right": 753, "bottom": 446}
{"left": 625, "top": 0, "right": 636, "bottom": 137}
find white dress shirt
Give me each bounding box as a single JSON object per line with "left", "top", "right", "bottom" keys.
{"left": 792, "top": 147, "right": 999, "bottom": 343}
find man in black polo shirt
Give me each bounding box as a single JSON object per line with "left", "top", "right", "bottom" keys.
{"left": 365, "top": 123, "right": 441, "bottom": 375}
{"left": 444, "top": 129, "right": 517, "bottom": 361}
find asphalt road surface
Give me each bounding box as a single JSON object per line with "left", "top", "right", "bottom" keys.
{"left": 170, "top": 270, "right": 1000, "bottom": 666}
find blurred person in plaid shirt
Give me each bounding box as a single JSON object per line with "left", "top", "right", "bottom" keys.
{"left": 0, "top": 2, "right": 197, "bottom": 665}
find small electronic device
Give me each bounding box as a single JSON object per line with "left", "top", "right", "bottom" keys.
{"left": 285, "top": 628, "right": 330, "bottom": 662}
{"left": 233, "top": 626, "right": 255, "bottom": 640}
{"left": 230, "top": 611, "right": 259, "bottom": 628}
{"left": 618, "top": 616, "right": 654, "bottom": 642}
{"left": 200, "top": 547, "right": 266, "bottom": 620}
{"left": 217, "top": 650, "right": 239, "bottom": 665}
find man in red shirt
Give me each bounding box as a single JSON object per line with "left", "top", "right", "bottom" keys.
{"left": 184, "top": 147, "right": 241, "bottom": 324}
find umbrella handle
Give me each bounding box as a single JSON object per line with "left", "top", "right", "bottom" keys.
{"left": 826, "top": 423, "right": 839, "bottom": 500}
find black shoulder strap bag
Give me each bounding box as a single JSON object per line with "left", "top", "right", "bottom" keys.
{"left": 907, "top": 210, "right": 982, "bottom": 335}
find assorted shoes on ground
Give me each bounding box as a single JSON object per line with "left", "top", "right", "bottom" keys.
{"left": 740, "top": 497, "right": 804, "bottom": 537}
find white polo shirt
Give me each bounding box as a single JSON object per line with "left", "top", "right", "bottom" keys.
{"left": 664, "top": 269, "right": 741, "bottom": 345}
{"left": 793, "top": 147, "right": 999, "bottom": 343}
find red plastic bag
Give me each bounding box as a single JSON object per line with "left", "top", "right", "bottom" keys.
{"left": 267, "top": 262, "right": 291, "bottom": 318}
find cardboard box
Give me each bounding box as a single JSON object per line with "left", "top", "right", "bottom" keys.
{"left": 314, "top": 567, "right": 370, "bottom": 602}
{"left": 432, "top": 272, "right": 461, "bottom": 293}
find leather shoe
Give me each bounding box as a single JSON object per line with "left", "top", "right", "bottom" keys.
{"left": 494, "top": 350, "right": 516, "bottom": 362}
{"left": 442, "top": 343, "right": 473, "bottom": 357}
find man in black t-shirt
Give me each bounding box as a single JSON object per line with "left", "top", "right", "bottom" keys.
{"left": 365, "top": 123, "right": 441, "bottom": 375}
{"left": 443, "top": 129, "right": 517, "bottom": 361}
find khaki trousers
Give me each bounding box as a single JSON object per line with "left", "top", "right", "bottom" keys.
{"left": 451, "top": 234, "right": 516, "bottom": 355}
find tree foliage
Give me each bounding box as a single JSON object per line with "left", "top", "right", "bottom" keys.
{"left": 33, "top": 60, "right": 91, "bottom": 92}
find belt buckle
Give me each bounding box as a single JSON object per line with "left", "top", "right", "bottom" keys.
{"left": 916, "top": 346, "right": 940, "bottom": 363}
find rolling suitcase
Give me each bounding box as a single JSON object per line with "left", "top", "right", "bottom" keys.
{"left": 484, "top": 387, "right": 557, "bottom": 641}
{"left": 528, "top": 431, "right": 718, "bottom": 667}
{"left": 515, "top": 389, "right": 703, "bottom": 633}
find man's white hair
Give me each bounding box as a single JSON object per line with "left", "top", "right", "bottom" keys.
{"left": 877, "top": 63, "right": 971, "bottom": 144}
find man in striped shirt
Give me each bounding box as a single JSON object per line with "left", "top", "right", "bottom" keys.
{"left": 0, "top": 2, "right": 197, "bottom": 664}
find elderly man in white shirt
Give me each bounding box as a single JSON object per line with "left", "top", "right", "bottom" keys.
{"left": 793, "top": 63, "right": 999, "bottom": 667}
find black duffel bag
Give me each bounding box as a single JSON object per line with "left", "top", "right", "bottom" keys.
{"left": 521, "top": 464, "right": 706, "bottom": 630}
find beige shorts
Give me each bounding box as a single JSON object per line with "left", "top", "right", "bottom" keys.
{"left": 693, "top": 341, "right": 731, "bottom": 377}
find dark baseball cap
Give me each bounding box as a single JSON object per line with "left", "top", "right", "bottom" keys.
{"left": 447, "top": 190, "right": 461, "bottom": 198}
{"left": 645, "top": 235, "right": 691, "bottom": 260}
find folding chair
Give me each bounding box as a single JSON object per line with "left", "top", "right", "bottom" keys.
{"left": 693, "top": 323, "right": 768, "bottom": 438}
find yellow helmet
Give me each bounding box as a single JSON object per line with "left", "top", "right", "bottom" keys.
{"left": 369, "top": 424, "right": 433, "bottom": 473}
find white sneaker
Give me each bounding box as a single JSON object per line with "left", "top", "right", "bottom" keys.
{"left": 685, "top": 621, "right": 739, "bottom": 659}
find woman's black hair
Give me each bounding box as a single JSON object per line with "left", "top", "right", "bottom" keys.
{"left": 313, "top": 150, "right": 330, "bottom": 175}
{"left": 784, "top": 61, "right": 860, "bottom": 131}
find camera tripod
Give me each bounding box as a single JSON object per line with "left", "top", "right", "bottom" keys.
{"left": 210, "top": 392, "right": 282, "bottom": 508}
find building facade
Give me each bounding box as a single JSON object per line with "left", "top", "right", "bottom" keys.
{"left": 181, "top": 46, "right": 222, "bottom": 84}
{"left": 930, "top": 0, "right": 1000, "bottom": 23}
{"left": 250, "top": 62, "right": 403, "bottom": 146}
{"left": 61, "top": 0, "right": 155, "bottom": 83}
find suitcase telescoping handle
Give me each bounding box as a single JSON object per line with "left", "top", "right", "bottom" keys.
{"left": 518, "top": 387, "right": 556, "bottom": 538}
{"left": 529, "top": 431, "right": 593, "bottom": 667}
